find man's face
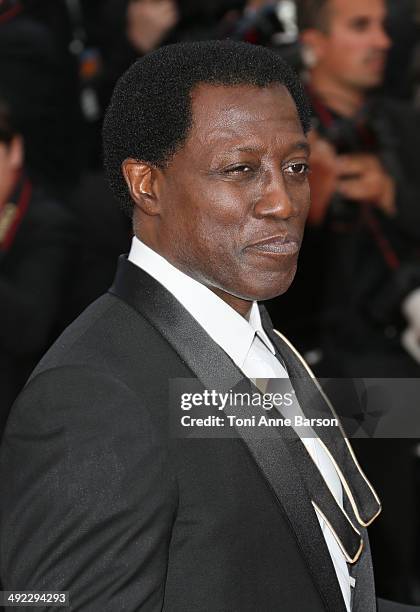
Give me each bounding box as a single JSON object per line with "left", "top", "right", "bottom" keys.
{"left": 148, "top": 83, "right": 310, "bottom": 308}
{"left": 312, "top": 0, "right": 391, "bottom": 90}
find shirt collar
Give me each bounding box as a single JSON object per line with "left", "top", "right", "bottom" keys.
{"left": 247, "top": 301, "right": 276, "bottom": 356}
{"left": 128, "top": 237, "right": 276, "bottom": 369}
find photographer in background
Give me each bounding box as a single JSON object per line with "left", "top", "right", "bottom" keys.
{"left": 271, "top": 0, "right": 420, "bottom": 380}
{"left": 225, "top": 0, "right": 302, "bottom": 67}
{"left": 0, "top": 99, "right": 77, "bottom": 438}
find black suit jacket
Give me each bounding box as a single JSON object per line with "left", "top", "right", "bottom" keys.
{"left": 0, "top": 257, "right": 415, "bottom": 611}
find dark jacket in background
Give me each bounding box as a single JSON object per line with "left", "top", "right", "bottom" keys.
{"left": 0, "top": 176, "right": 77, "bottom": 434}
{"left": 65, "top": 171, "right": 131, "bottom": 320}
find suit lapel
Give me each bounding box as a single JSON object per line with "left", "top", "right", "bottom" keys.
{"left": 109, "top": 256, "right": 347, "bottom": 612}
{"left": 259, "top": 304, "right": 381, "bottom": 528}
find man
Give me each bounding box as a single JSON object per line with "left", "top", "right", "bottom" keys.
{"left": 0, "top": 98, "right": 76, "bottom": 435}
{"left": 0, "top": 41, "right": 415, "bottom": 611}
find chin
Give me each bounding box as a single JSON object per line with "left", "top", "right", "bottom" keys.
{"left": 358, "top": 73, "right": 384, "bottom": 89}
{"left": 243, "top": 267, "right": 298, "bottom": 302}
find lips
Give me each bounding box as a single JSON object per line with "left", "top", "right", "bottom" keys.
{"left": 246, "top": 235, "right": 300, "bottom": 256}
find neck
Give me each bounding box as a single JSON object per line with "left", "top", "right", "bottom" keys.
{"left": 309, "top": 70, "right": 366, "bottom": 118}
{"left": 210, "top": 287, "right": 253, "bottom": 319}
{"left": 134, "top": 230, "right": 254, "bottom": 319}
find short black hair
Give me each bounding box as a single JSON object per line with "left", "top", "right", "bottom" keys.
{"left": 103, "top": 40, "right": 311, "bottom": 216}
{"left": 296, "top": 0, "right": 330, "bottom": 32}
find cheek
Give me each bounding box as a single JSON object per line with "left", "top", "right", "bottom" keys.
{"left": 191, "top": 203, "right": 244, "bottom": 261}
{"left": 328, "top": 34, "right": 365, "bottom": 69}
{"left": 289, "top": 180, "right": 310, "bottom": 207}
{"left": 183, "top": 184, "right": 247, "bottom": 238}
{"left": 165, "top": 185, "right": 245, "bottom": 268}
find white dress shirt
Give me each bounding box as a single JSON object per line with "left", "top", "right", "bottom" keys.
{"left": 128, "top": 236, "right": 354, "bottom": 610}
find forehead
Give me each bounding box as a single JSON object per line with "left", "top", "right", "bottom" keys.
{"left": 186, "top": 83, "right": 303, "bottom": 152}
{"left": 330, "top": 0, "right": 386, "bottom": 22}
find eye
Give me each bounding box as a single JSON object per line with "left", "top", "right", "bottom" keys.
{"left": 224, "top": 164, "right": 253, "bottom": 175}
{"left": 284, "top": 162, "right": 310, "bottom": 177}
{"left": 348, "top": 17, "right": 371, "bottom": 32}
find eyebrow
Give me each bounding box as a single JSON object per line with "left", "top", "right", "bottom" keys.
{"left": 234, "top": 141, "right": 310, "bottom": 155}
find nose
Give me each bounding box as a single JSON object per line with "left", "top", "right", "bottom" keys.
{"left": 253, "top": 169, "right": 298, "bottom": 220}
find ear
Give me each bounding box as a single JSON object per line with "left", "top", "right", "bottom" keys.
{"left": 9, "top": 135, "right": 24, "bottom": 170}
{"left": 300, "top": 29, "right": 328, "bottom": 65}
{"left": 122, "top": 158, "right": 161, "bottom": 216}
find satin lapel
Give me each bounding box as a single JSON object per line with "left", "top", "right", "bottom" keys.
{"left": 259, "top": 305, "right": 382, "bottom": 529}
{"left": 109, "top": 257, "right": 347, "bottom": 612}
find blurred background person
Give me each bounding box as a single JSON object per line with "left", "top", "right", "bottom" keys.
{"left": 0, "top": 98, "right": 77, "bottom": 437}
{"left": 94, "top": 0, "right": 179, "bottom": 137}
{"left": 0, "top": 2, "right": 84, "bottom": 437}
{"left": 0, "top": 0, "right": 83, "bottom": 200}
{"left": 127, "top": 0, "right": 178, "bottom": 52}
{"left": 222, "top": 0, "right": 303, "bottom": 67}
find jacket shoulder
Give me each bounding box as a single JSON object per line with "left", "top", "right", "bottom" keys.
{"left": 31, "top": 292, "right": 174, "bottom": 379}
